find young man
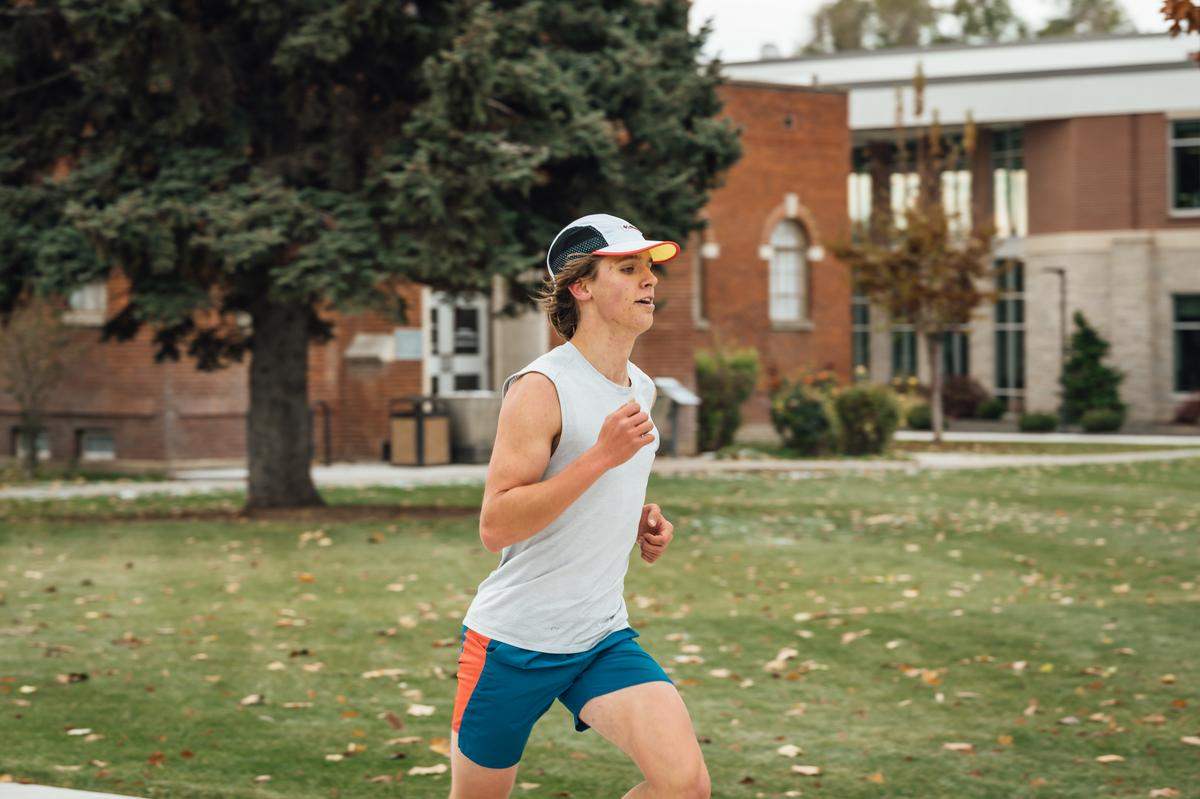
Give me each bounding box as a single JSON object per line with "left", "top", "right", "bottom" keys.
{"left": 448, "top": 214, "right": 711, "bottom": 799}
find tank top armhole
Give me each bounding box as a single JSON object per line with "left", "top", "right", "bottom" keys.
{"left": 501, "top": 367, "right": 566, "bottom": 458}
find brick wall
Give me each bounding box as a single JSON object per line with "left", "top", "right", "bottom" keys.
{"left": 1027, "top": 114, "right": 1200, "bottom": 235}
{"left": 695, "top": 81, "right": 851, "bottom": 431}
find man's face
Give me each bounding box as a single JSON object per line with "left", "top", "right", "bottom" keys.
{"left": 574, "top": 251, "right": 658, "bottom": 330}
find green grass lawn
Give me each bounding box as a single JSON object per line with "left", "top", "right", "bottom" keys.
{"left": 2, "top": 460, "right": 1198, "bottom": 798}
{"left": 719, "top": 440, "right": 1199, "bottom": 460}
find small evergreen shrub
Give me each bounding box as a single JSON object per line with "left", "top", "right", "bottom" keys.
{"left": 1019, "top": 412, "right": 1059, "bottom": 432}
{"left": 770, "top": 380, "right": 836, "bottom": 456}
{"left": 1059, "top": 311, "right": 1127, "bottom": 424}
{"left": 977, "top": 397, "right": 1007, "bottom": 420}
{"left": 834, "top": 385, "right": 900, "bottom": 455}
{"left": 695, "top": 345, "right": 760, "bottom": 452}
{"left": 1080, "top": 407, "right": 1125, "bottom": 433}
{"left": 906, "top": 403, "right": 932, "bottom": 430}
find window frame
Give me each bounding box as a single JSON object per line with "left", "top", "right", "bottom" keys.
{"left": 1168, "top": 117, "right": 1200, "bottom": 217}
{"left": 890, "top": 322, "right": 917, "bottom": 379}
{"left": 767, "top": 220, "right": 808, "bottom": 324}
{"left": 1173, "top": 293, "right": 1200, "bottom": 393}
{"left": 852, "top": 291, "right": 871, "bottom": 374}
{"left": 993, "top": 259, "right": 1025, "bottom": 400}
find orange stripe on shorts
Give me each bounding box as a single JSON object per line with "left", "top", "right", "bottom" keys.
{"left": 452, "top": 629, "right": 492, "bottom": 732}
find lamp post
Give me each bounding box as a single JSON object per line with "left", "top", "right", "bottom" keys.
{"left": 1042, "top": 267, "right": 1067, "bottom": 428}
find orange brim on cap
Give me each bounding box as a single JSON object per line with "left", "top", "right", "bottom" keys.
{"left": 591, "top": 240, "right": 680, "bottom": 263}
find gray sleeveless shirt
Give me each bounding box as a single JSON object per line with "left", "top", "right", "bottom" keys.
{"left": 462, "top": 339, "right": 659, "bottom": 653}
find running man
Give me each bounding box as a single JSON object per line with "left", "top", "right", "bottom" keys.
{"left": 448, "top": 214, "right": 710, "bottom": 798}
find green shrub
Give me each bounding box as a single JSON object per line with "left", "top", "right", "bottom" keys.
{"left": 770, "top": 380, "right": 836, "bottom": 456}
{"left": 1019, "top": 412, "right": 1058, "bottom": 432}
{"left": 695, "top": 344, "right": 760, "bottom": 452}
{"left": 906, "top": 403, "right": 933, "bottom": 430}
{"left": 834, "top": 384, "right": 900, "bottom": 455}
{"left": 1080, "top": 407, "right": 1125, "bottom": 433}
{"left": 978, "top": 397, "right": 1007, "bottom": 420}
{"left": 1059, "top": 311, "right": 1127, "bottom": 424}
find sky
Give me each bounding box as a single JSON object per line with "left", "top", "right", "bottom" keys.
{"left": 688, "top": 0, "right": 1174, "bottom": 62}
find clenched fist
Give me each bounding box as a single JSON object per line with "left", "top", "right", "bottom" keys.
{"left": 592, "top": 400, "right": 655, "bottom": 470}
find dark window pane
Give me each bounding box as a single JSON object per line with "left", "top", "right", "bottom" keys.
{"left": 852, "top": 302, "right": 870, "bottom": 325}
{"left": 996, "top": 331, "right": 1010, "bottom": 389}
{"left": 1173, "top": 143, "right": 1200, "bottom": 210}
{"left": 1014, "top": 330, "right": 1026, "bottom": 389}
{"left": 996, "top": 299, "right": 1009, "bottom": 324}
{"left": 1012, "top": 262, "right": 1024, "bottom": 292}
{"left": 1176, "top": 294, "right": 1200, "bottom": 323}
{"left": 853, "top": 331, "right": 871, "bottom": 370}
{"left": 1173, "top": 119, "right": 1200, "bottom": 139}
{"left": 430, "top": 306, "right": 439, "bottom": 352}
{"left": 1177, "top": 330, "right": 1200, "bottom": 391}
{"left": 1013, "top": 299, "right": 1024, "bottom": 325}
{"left": 431, "top": 375, "right": 439, "bottom": 394}
{"left": 454, "top": 374, "right": 481, "bottom": 391}
{"left": 453, "top": 307, "right": 480, "bottom": 354}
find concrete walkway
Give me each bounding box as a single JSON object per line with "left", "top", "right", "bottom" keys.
{"left": 0, "top": 786, "right": 143, "bottom": 799}
{"left": 1, "top": 435, "right": 1198, "bottom": 502}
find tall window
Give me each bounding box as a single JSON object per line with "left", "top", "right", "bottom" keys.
{"left": 890, "top": 172, "right": 920, "bottom": 228}
{"left": 852, "top": 291, "right": 871, "bottom": 373}
{"left": 768, "top": 220, "right": 807, "bottom": 322}
{"left": 942, "top": 329, "right": 970, "bottom": 376}
{"left": 1171, "top": 119, "right": 1200, "bottom": 213}
{"left": 992, "top": 127, "right": 1027, "bottom": 237}
{"left": 848, "top": 147, "right": 872, "bottom": 240}
{"left": 891, "top": 322, "right": 917, "bottom": 378}
{"left": 994, "top": 259, "right": 1025, "bottom": 401}
{"left": 941, "top": 169, "right": 972, "bottom": 236}
{"left": 1175, "top": 294, "right": 1200, "bottom": 392}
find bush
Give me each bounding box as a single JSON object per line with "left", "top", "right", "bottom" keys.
{"left": 770, "top": 380, "right": 836, "bottom": 456}
{"left": 1174, "top": 392, "right": 1200, "bottom": 425}
{"left": 977, "top": 396, "right": 1007, "bottom": 420}
{"left": 1059, "top": 311, "right": 1127, "bottom": 424}
{"left": 1019, "top": 412, "right": 1059, "bottom": 432}
{"left": 834, "top": 384, "right": 900, "bottom": 455}
{"left": 1080, "top": 407, "right": 1125, "bottom": 433}
{"left": 905, "top": 403, "right": 944, "bottom": 431}
{"left": 942, "top": 375, "right": 989, "bottom": 418}
{"left": 695, "top": 344, "right": 760, "bottom": 452}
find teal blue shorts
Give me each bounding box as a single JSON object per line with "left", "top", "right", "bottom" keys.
{"left": 452, "top": 623, "right": 673, "bottom": 769}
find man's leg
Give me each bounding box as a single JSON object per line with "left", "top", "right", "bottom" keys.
{"left": 578, "top": 681, "right": 710, "bottom": 799}
{"left": 448, "top": 728, "right": 519, "bottom": 799}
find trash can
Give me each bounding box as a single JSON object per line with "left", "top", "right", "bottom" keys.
{"left": 389, "top": 396, "right": 452, "bottom": 466}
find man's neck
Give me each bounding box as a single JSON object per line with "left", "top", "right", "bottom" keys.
{"left": 569, "top": 329, "right": 635, "bottom": 387}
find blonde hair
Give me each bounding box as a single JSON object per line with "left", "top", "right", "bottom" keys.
{"left": 534, "top": 252, "right": 602, "bottom": 341}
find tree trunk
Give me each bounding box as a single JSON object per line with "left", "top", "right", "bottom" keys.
{"left": 20, "top": 415, "right": 40, "bottom": 479}
{"left": 926, "top": 333, "right": 945, "bottom": 444}
{"left": 245, "top": 299, "right": 324, "bottom": 509}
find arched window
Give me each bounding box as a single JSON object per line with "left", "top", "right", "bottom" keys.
{"left": 768, "top": 220, "right": 807, "bottom": 322}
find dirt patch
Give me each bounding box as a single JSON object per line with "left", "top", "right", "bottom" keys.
{"left": 7, "top": 503, "right": 480, "bottom": 524}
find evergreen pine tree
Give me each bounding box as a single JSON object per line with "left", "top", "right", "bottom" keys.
{"left": 1, "top": 1, "right": 741, "bottom": 507}
{"left": 1059, "top": 311, "right": 1126, "bottom": 425}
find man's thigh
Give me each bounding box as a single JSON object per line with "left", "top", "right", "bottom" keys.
{"left": 577, "top": 681, "right": 708, "bottom": 786}
{"left": 449, "top": 728, "right": 519, "bottom": 799}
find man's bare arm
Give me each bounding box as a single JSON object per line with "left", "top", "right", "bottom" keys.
{"left": 478, "top": 372, "right": 655, "bottom": 554}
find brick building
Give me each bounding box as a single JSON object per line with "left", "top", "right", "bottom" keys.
{"left": 2, "top": 81, "right": 852, "bottom": 466}
{"left": 725, "top": 32, "right": 1200, "bottom": 424}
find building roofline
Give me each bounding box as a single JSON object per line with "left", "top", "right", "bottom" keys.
{"left": 820, "top": 59, "right": 1197, "bottom": 91}
{"left": 714, "top": 31, "right": 1172, "bottom": 68}
{"left": 721, "top": 78, "right": 847, "bottom": 95}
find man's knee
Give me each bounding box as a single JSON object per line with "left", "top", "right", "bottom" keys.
{"left": 651, "top": 757, "right": 710, "bottom": 799}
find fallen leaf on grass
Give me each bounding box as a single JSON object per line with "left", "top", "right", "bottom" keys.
{"left": 776, "top": 744, "right": 803, "bottom": 757}
{"left": 791, "top": 765, "right": 821, "bottom": 776}
{"left": 866, "top": 772, "right": 885, "bottom": 784}
{"left": 942, "top": 742, "right": 974, "bottom": 753}
{"left": 1181, "top": 736, "right": 1200, "bottom": 747}
{"left": 1149, "top": 789, "right": 1180, "bottom": 798}
{"left": 407, "top": 704, "right": 436, "bottom": 717}
{"left": 1095, "top": 754, "right": 1125, "bottom": 763}
{"left": 408, "top": 764, "right": 448, "bottom": 776}
{"left": 429, "top": 738, "right": 451, "bottom": 756}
